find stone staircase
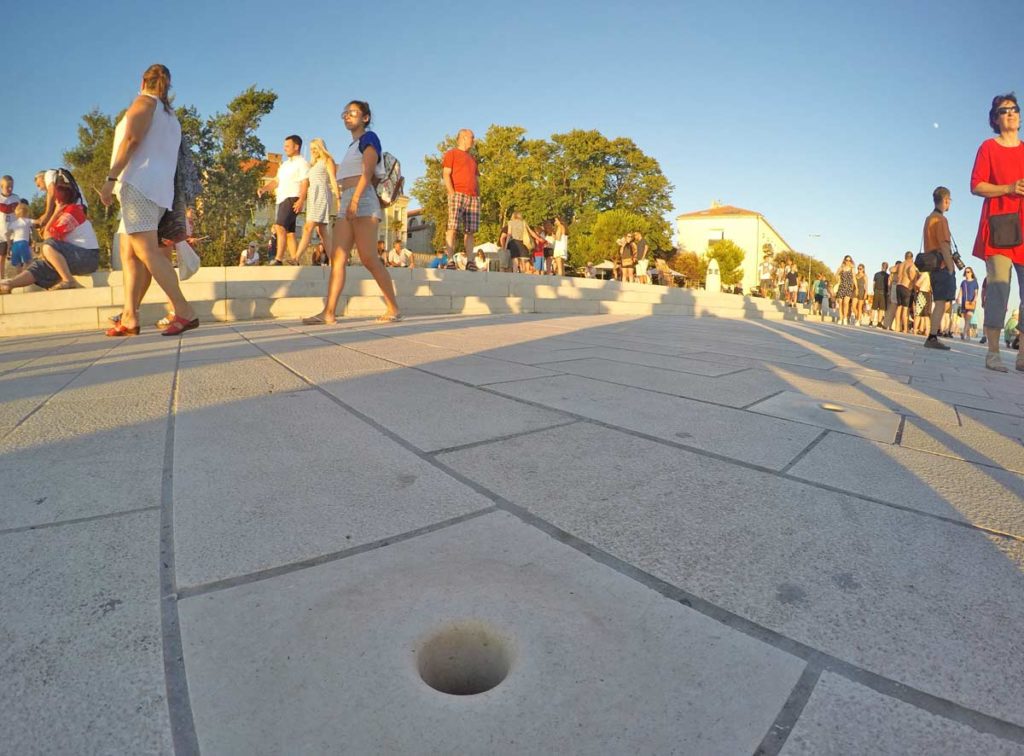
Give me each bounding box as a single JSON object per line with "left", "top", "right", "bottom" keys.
{"left": 0, "top": 267, "right": 805, "bottom": 337}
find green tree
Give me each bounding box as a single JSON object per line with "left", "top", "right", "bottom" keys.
{"left": 411, "top": 124, "right": 674, "bottom": 265}
{"left": 706, "top": 239, "right": 746, "bottom": 285}
{"left": 573, "top": 208, "right": 666, "bottom": 267}
{"left": 668, "top": 250, "right": 704, "bottom": 285}
{"left": 63, "top": 109, "right": 119, "bottom": 267}
{"left": 786, "top": 250, "right": 833, "bottom": 284}
{"left": 194, "top": 87, "right": 277, "bottom": 265}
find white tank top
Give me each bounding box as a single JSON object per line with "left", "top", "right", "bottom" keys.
{"left": 112, "top": 93, "right": 181, "bottom": 209}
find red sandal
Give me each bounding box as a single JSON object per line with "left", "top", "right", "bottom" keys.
{"left": 161, "top": 315, "right": 199, "bottom": 336}
{"left": 105, "top": 323, "right": 140, "bottom": 337}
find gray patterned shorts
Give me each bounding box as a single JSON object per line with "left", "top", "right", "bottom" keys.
{"left": 117, "top": 182, "right": 165, "bottom": 234}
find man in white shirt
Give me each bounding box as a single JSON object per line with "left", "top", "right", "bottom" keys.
{"left": 387, "top": 239, "right": 415, "bottom": 268}
{"left": 257, "top": 135, "right": 309, "bottom": 265}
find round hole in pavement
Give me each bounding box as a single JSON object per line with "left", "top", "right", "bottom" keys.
{"left": 820, "top": 402, "right": 846, "bottom": 413}
{"left": 417, "top": 621, "right": 511, "bottom": 696}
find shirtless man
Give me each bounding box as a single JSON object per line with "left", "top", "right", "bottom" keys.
{"left": 895, "top": 251, "right": 918, "bottom": 334}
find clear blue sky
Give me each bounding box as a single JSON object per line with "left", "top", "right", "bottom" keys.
{"left": 4, "top": 0, "right": 1018, "bottom": 323}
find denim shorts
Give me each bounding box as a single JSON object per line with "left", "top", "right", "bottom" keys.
{"left": 27, "top": 239, "right": 99, "bottom": 288}
{"left": 929, "top": 269, "right": 956, "bottom": 302}
{"left": 339, "top": 187, "right": 381, "bottom": 220}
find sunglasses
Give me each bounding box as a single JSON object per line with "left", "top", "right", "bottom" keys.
{"left": 997, "top": 106, "right": 1021, "bottom": 116}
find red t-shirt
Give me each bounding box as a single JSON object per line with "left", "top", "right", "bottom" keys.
{"left": 442, "top": 148, "right": 478, "bottom": 196}
{"left": 971, "top": 138, "right": 1024, "bottom": 264}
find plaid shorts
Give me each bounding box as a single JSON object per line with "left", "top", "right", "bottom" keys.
{"left": 447, "top": 192, "right": 479, "bottom": 233}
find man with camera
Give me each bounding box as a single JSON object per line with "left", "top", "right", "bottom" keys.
{"left": 921, "top": 186, "right": 963, "bottom": 349}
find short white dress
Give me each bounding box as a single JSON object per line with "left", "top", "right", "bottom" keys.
{"left": 305, "top": 161, "right": 334, "bottom": 224}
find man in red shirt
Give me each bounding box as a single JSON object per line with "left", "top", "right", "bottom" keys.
{"left": 442, "top": 129, "right": 479, "bottom": 260}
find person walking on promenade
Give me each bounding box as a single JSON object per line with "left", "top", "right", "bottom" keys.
{"left": 633, "top": 231, "right": 649, "bottom": 283}
{"left": 102, "top": 64, "right": 198, "bottom": 337}
{"left": 293, "top": 138, "right": 340, "bottom": 264}
{"left": 835, "top": 255, "right": 856, "bottom": 324}
{"left": 958, "top": 267, "right": 979, "bottom": 340}
{"left": 871, "top": 262, "right": 889, "bottom": 327}
{"left": 258, "top": 135, "right": 309, "bottom": 265}
{"left": 895, "top": 251, "right": 917, "bottom": 333}
{"left": 854, "top": 263, "right": 868, "bottom": 324}
{"left": 617, "top": 234, "right": 637, "bottom": 282}
{"left": 303, "top": 100, "right": 401, "bottom": 325}
{"left": 921, "top": 187, "right": 957, "bottom": 349}
{"left": 504, "top": 212, "right": 532, "bottom": 273}
{"left": 552, "top": 217, "right": 568, "bottom": 277}
{"left": 785, "top": 263, "right": 798, "bottom": 306}
{"left": 970, "top": 92, "right": 1024, "bottom": 372}
{"left": 443, "top": 129, "right": 479, "bottom": 261}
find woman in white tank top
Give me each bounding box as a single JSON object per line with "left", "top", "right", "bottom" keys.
{"left": 100, "top": 64, "right": 198, "bottom": 337}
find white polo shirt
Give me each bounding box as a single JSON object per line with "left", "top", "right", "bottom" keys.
{"left": 276, "top": 155, "right": 310, "bottom": 205}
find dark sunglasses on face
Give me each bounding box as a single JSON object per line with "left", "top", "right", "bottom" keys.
{"left": 997, "top": 106, "right": 1021, "bottom": 116}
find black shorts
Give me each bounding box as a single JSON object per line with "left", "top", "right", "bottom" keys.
{"left": 872, "top": 291, "right": 887, "bottom": 309}
{"left": 896, "top": 285, "right": 912, "bottom": 308}
{"left": 929, "top": 269, "right": 956, "bottom": 302}
{"left": 543, "top": 247, "right": 553, "bottom": 258}
{"left": 814, "top": 294, "right": 823, "bottom": 304}
{"left": 507, "top": 239, "right": 528, "bottom": 259}
{"left": 275, "top": 199, "right": 299, "bottom": 234}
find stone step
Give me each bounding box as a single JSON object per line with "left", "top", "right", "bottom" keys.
{"left": 0, "top": 267, "right": 803, "bottom": 336}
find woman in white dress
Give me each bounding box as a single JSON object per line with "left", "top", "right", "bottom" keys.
{"left": 552, "top": 217, "right": 568, "bottom": 276}
{"left": 292, "top": 138, "right": 339, "bottom": 263}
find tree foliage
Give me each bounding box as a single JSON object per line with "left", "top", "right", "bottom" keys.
{"left": 706, "top": 239, "right": 746, "bottom": 286}
{"left": 411, "top": 125, "right": 673, "bottom": 266}
{"left": 63, "top": 109, "right": 119, "bottom": 267}
{"left": 784, "top": 250, "right": 834, "bottom": 283}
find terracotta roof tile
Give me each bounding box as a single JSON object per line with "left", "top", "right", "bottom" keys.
{"left": 676, "top": 205, "right": 760, "bottom": 219}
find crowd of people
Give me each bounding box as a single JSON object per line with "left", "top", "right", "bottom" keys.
{"left": 752, "top": 92, "right": 1024, "bottom": 372}
{"left": 0, "top": 73, "right": 1021, "bottom": 373}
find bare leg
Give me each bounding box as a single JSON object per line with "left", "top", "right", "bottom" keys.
{"left": 352, "top": 216, "right": 400, "bottom": 318}
{"left": 285, "top": 232, "right": 297, "bottom": 261}
{"left": 126, "top": 231, "right": 196, "bottom": 321}
{"left": 928, "top": 301, "right": 945, "bottom": 336}
{"left": 274, "top": 224, "right": 286, "bottom": 263}
{"left": 444, "top": 226, "right": 456, "bottom": 256}
{"left": 120, "top": 234, "right": 144, "bottom": 329}
{"left": 41, "top": 245, "right": 74, "bottom": 284}
{"left": 464, "top": 232, "right": 474, "bottom": 259}
{"left": 293, "top": 222, "right": 318, "bottom": 261}
{"left": 0, "top": 269, "right": 39, "bottom": 290}
{"left": 318, "top": 218, "right": 352, "bottom": 322}
{"left": 0, "top": 253, "right": 6, "bottom": 279}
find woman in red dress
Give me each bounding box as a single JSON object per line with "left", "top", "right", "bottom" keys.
{"left": 971, "top": 92, "right": 1024, "bottom": 372}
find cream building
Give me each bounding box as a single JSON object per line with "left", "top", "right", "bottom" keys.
{"left": 675, "top": 202, "right": 794, "bottom": 293}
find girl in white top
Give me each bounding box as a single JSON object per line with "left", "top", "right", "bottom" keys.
{"left": 552, "top": 217, "right": 568, "bottom": 277}
{"left": 303, "top": 100, "right": 402, "bottom": 325}
{"left": 100, "top": 64, "right": 197, "bottom": 337}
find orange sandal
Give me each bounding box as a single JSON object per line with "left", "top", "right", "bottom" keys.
{"left": 161, "top": 315, "right": 199, "bottom": 336}
{"left": 105, "top": 323, "right": 140, "bottom": 337}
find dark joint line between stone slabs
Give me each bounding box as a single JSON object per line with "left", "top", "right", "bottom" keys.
{"left": 0, "top": 334, "right": 83, "bottom": 379}
{"left": 236, "top": 331, "right": 1024, "bottom": 744}
{"left": 529, "top": 354, "right": 751, "bottom": 380}
{"left": 778, "top": 430, "right": 830, "bottom": 475}
{"left": 471, "top": 496, "right": 1024, "bottom": 746}
{"left": 740, "top": 389, "right": 787, "bottom": 411}
{"left": 159, "top": 340, "right": 200, "bottom": 756}
{"left": 474, "top": 388, "right": 1024, "bottom": 544}
{"left": 0, "top": 505, "right": 161, "bottom": 537}
{"left": 176, "top": 507, "right": 498, "bottom": 600}
{"left": 426, "top": 421, "right": 581, "bottom": 457}
{"left": 0, "top": 339, "right": 126, "bottom": 444}
{"left": 752, "top": 663, "right": 823, "bottom": 756}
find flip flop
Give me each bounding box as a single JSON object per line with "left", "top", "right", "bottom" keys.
{"left": 156, "top": 313, "right": 175, "bottom": 328}
{"left": 0, "top": 281, "right": 12, "bottom": 295}
{"left": 50, "top": 280, "right": 81, "bottom": 290}
{"left": 106, "top": 323, "right": 140, "bottom": 337}
{"left": 375, "top": 313, "right": 403, "bottom": 323}
{"left": 301, "top": 314, "right": 335, "bottom": 326}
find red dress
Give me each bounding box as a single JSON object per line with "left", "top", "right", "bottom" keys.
{"left": 971, "top": 138, "right": 1024, "bottom": 264}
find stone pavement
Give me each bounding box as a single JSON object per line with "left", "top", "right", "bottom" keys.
{"left": 1, "top": 313, "right": 1023, "bottom": 755}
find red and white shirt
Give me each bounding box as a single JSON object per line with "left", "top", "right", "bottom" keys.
{"left": 0, "top": 192, "right": 21, "bottom": 238}
{"left": 46, "top": 204, "right": 98, "bottom": 248}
